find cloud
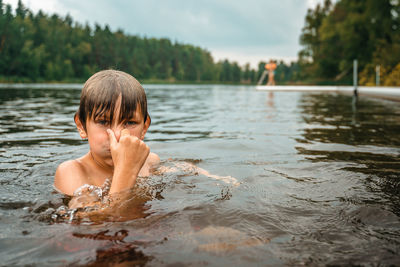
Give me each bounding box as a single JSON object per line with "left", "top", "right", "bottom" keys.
{"left": 4, "top": 0, "right": 64, "bottom": 15}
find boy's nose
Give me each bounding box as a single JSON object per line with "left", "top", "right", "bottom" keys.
{"left": 111, "top": 125, "right": 125, "bottom": 142}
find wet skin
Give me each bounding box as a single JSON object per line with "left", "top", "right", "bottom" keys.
{"left": 54, "top": 95, "right": 159, "bottom": 196}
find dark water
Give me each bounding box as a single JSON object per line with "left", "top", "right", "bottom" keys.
{"left": 0, "top": 84, "right": 400, "bottom": 266}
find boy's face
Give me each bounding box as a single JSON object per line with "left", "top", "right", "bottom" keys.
{"left": 75, "top": 96, "right": 150, "bottom": 168}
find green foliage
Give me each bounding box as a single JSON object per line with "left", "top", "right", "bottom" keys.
{"left": 0, "top": 1, "right": 271, "bottom": 84}
{"left": 384, "top": 62, "right": 400, "bottom": 86}
{"left": 0, "top": 1, "right": 335, "bottom": 85}
{"left": 299, "top": 0, "right": 400, "bottom": 85}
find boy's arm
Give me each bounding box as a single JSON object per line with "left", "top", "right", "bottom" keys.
{"left": 158, "top": 161, "right": 239, "bottom": 186}
{"left": 195, "top": 166, "right": 239, "bottom": 186}
{"left": 138, "top": 152, "right": 160, "bottom": 177}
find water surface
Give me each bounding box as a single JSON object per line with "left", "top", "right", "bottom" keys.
{"left": 0, "top": 84, "right": 399, "bottom": 266}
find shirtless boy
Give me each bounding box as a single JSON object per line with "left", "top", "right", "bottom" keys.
{"left": 54, "top": 70, "right": 159, "bottom": 197}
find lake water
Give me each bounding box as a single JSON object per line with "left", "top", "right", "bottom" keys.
{"left": 0, "top": 84, "right": 399, "bottom": 266}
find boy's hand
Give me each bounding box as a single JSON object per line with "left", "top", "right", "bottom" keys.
{"left": 107, "top": 128, "right": 150, "bottom": 193}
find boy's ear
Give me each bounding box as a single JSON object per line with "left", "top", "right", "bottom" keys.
{"left": 140, "top": 117, "right": 151, "bottom": 140}
{"left": 74, "top": 114, "right": 88, "bottom": 139}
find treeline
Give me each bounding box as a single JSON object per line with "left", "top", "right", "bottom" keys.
{"left": 0, "top": 0, "right": 300, "bottom": 84}
{"left": 4, "top": 0, "right": 396, "bottom": 86}
{"left": 299, "top": 0, "right": 400, "bottom": 86}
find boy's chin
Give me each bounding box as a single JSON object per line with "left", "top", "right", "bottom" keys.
{"left": 105, "top": 159, "right": 114, "bottom": 166}
{"left": 102, "top": 156, "right": 114, "bottom": 167}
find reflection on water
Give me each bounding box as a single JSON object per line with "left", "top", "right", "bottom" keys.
{"left": 0, "top": 85, "right": 399, "bottom": 265}
{"left": 296, "top": 94, "right": 400, "bottom": 215}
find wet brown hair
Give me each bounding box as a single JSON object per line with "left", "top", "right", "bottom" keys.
{"left": 76, "top": 70, "right": 149, "bottom": 130}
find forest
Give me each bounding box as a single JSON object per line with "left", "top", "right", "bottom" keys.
{"left": 0, "top": 0, "right": 266, "bottom": 83}
{"left": 299, "top": 0, "right": 400, "bottom": 86}
{"left": 0, "top": 0, "right": 399, "bottom": 85}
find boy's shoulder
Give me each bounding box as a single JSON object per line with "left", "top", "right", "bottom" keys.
{"left": 54, "top": 159, "right": 87, "bottom": 196}
{"left": 138, "top": 152, "right": 160, "bottom": 177}
{"left": 148, "top": 152, "right": 160, "bottom": 167}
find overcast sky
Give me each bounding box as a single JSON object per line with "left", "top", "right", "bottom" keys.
{"left": 4, "top": 0, "right": 325, "bottom": 67}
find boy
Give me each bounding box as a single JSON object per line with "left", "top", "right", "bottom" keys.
{"left": 54, "top": 70, "right": 160, "bottom": 198}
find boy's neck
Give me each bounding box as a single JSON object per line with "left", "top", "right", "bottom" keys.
{"left": 89, "top": 151, "right": 114, "bottom": 175}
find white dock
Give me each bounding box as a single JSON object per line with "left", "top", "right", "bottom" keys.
{"left": 255, "top": 85, "right": 400, "bottom": 101}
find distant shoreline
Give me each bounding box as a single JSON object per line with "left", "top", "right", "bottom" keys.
{"left": 0, "top": 82, "right": 256, "bottom": 90}
{"left": 0, "top": 80, "right": 262, "bottom": 87}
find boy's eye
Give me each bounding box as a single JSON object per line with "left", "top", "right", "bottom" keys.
{"left": 125, "top": 121, "right": 137, "bottom": 126}
{"left": 96, "top": 120, "right": 110, "bottom": 126}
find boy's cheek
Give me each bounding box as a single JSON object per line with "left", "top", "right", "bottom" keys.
{"left": 88, "top": 135, "right": 110, "bottom": 150}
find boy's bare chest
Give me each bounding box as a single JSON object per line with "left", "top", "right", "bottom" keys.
{"left": 81, "top": 157, "right": 150, "bottom": 187}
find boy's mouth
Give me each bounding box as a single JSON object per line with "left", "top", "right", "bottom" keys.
{"left": 103, "top": 149, "right": 111, "bottom": 157}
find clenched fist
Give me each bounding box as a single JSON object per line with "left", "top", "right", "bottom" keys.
{"left": 107, "top": 128, "right": 150, "bottom": 194}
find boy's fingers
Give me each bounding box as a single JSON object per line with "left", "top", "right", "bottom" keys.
{"left": 121, "top": 128, "right": 130, "bottom": 137}
{"left": 107, "top": 129, "right": 117, "bottom": 145}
